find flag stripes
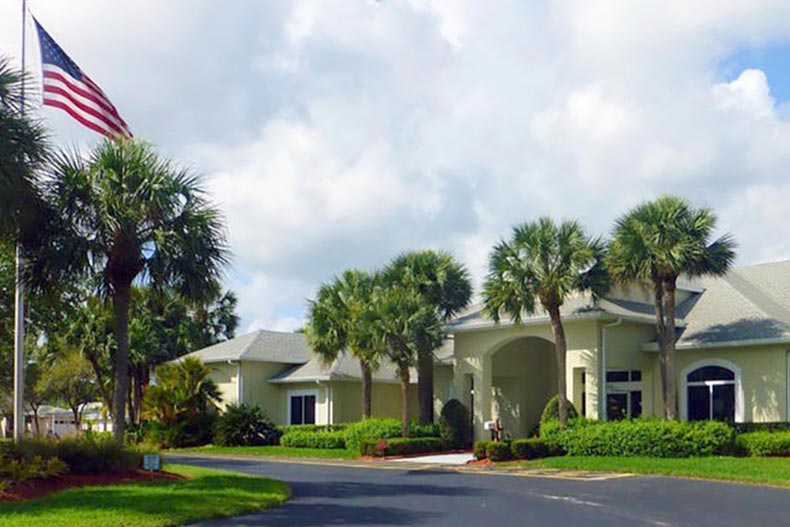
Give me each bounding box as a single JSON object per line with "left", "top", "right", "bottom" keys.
{"left": 33, "top": 17, "right": 131, "bottom": 140}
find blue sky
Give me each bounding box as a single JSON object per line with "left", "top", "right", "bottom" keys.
{"left": 720, "top": 43, "right": 790, "bottom": 103}
{"left": 4, "top": 1, "right": 790, "bottom": 333}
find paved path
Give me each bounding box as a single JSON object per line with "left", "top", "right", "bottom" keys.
{"left": 177, "top": 455, "right": 790, "bottom": 527}
{"left": 389, "top": 452, "right": 474, "bottom": 465}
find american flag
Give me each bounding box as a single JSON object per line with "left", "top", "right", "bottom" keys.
{"left": 33, "top": 17, "right": 132, "bottom": 140}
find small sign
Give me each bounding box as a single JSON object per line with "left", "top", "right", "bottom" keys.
{"left": 143, "top": 454, "right": 161, "bottom": 471}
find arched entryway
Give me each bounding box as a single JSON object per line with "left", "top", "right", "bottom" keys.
{"left": 490, "top": 337, "right": 557, "bottom": 438}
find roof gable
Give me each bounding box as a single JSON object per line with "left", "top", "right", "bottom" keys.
{"left": 181, "top": 330, "right": 311, "bottom": 364}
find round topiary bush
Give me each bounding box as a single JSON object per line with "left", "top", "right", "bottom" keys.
{"left": 214, "top": 404, "right": 281, "bottom": 447}
{"left": 540, "top": 394, "right": 579, "bottom": 425}
{"left": 438, "top": 399, "right": 472, "bottom": 448}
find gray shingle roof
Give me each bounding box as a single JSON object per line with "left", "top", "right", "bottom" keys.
{"left": 269, "top": 354, "right": 418, "bottom": 384}
{"left": 446, "top": 294, "right": 661, "bottom": 332}
{"left": 446, "top": 260, "right": 790, "bottom": 350}
{"left": 180, "top": 330, "right": 311, "bottom": 364}
{"left": 675, "top": 261, "right": 790, "bottom": 347}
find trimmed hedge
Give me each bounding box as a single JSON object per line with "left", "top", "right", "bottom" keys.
{"left": 280, "top": 430, "right": 347, "bottom": 449}
{"left": 278, "top": 424, "right": 348, "bottom": 434}
{"left": 360, "top": 437, "right": 446, "bottom": 457}
{"left": 486, "top": 441, "right": 513, "bottom": 461}
{"left": 736, "top": 431, "right": 790, "bottom": 457}
{"left": 473, "top": 440, "right": 489, "bottom": 460}
{"left": 344, "top": 418, "right": 439, "bottom": 451}
{"left": 733, "top": 422, "right": 790, "bottom": 434}
{"left": 541, "top": 418, "right": 735, "bottom": 458}
{"left": 540, "top": 395, "right": 579, "bottom": 425}
{"left": 511, "top": 438, "right": 557, "bottom": 460}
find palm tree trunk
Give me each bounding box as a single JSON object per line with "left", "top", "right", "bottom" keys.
{"left": 112, "top": 282, "right": 131, "bottom": 441}
{"left": 547, "top": 305, "right": 569, "bottom": 429}
{"left": 360, "top": 361, "right": 372, "bottom": 419}
{"left": 400, "top": 367, "right": 410, "bottom": 438}
{"left": 652, "top": 277, "right": 671, "bottom": 420}
{"left": 663, "top": 277, "right": 678, "bottom": 420}
{"left": 417, "top": 346, "right": 434, "bottom": 424}
{"left": 87, "top": 354, "right": 113, "bottom": 416}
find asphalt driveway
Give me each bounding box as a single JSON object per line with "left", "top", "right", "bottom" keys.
{"left": 177, "top": 456, "right": 790, "bottom": 527}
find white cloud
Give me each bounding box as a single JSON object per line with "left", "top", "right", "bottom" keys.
{"left": 714, "top": 69, "right": 775, "bottom": 119}
{"left": 5, "top": 1, "right": 790, "bottom": 331}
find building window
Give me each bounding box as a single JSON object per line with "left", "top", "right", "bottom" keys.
{"left": 289, "top": 394, "right": 316, "bottom": 425}
{"left": 686, "top": 365, "right": 735, "bottom": 422}
{"left": 606, "top": 370, "right": 642, "bottom": 420}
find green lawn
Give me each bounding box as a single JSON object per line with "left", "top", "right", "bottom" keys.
{"left": 520, "top": 456, "right": 790, "bottom": 487}
{"left": 172, "top": 445, "right": 359, "bottom": 459}
{"left": 0, "top": 464, "right": 289, "bottom": 527}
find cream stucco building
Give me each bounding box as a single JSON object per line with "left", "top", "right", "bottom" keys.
{"left": 184, "top": 260, "right": 790, "bottom": 440}
{"left": 181, "top": 330, "right": 420, "bottom": 426}
{"left": 444, "top": 260, "right": 790, "bottom": 440}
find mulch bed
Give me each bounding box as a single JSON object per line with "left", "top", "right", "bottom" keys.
{"left": 0, "top": 470, "right": 184, "bottom": 502}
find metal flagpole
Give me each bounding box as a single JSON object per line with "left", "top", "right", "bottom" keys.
{"left": 13, "top": 0, "right": 27, "bottom": 442}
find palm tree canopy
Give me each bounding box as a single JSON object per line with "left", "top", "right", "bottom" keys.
{"left": 30, "top": 139, "right": 228, "bottom": 298}
{"left": 306, "top": 269, "right": 380, "bottom": 368}
{"left": 0, "top": 56, "right": 49, "bottom": 240}
{"left": 361, "top": 286, "right": 443, "bottom": 371}
{"left": 607, "top": 195, "right": 736, "bottom": 283}
{"left": 483, "top": 217, "right": 608, "bottom": 323}
{"left": 383, "top": 250, "right": 472, "bottom": 320}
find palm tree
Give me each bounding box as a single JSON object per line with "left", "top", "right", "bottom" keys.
{"left": 363, "top": 286, "right": 443, "bottom": 437}
{"left": 383, "top": 250, "right": 472, "bottom": 424}
{"left": 0, "top": 56, "right": 49, "bottom": 240}
{"left": 29, "top": 139, "right": 228, "bottom": 439}
{"left": 607, "top": 195, "right": 735, "bottom": 419}
{"left": 144, "top": 357, "right": 222, "bottom": 426}
{"left": 483, "top": 217, "right": 608, "bottom": 429}
{"left": 307, "top": 270, "right": 380, "bottom": 419}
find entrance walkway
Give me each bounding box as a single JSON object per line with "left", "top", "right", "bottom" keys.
{"left": 390, "top": 452, "right": 474, "bottom": 465}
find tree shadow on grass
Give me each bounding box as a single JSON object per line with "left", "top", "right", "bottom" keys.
{"left": 0, "top": 473, "right": 289, "bottom": 526}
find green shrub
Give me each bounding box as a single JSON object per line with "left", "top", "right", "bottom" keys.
{"left": 733, "top": 422, "right": 790, "bottom": 434}
{"left": 541, "top": 418, "right": 735, "bottom": 458}
{"left": 511, "top": 438, "right": 557, "bottom": 460}
{"left": 345, "top": 419, "right": 401, "bottom": 451}
{"left": 146, "top": 412, "right": 216, "bottom": 448}
{"left": 540, "top": 395, "right": 579, "bottom": 425}
{"left": 474, "top": 440, "right": 490, "bottom": 460}
{"left": 12, "top": 436, "right": 147, "bottom": 474}
{"left": 278, "top": 424, "right": 348, "bottom": 434}
{"left": 412, "top": 422, "right": 441, "bottom": 438}
{"left": 344, "top": 418, "right": 438, "bottom": 451}
{"left": 486, "top": 441, "right": 513, "bottom": 462}
{"left": 439, "top": 399, "right": 472, "bottom": 448}
{"left": 359, "top": 437, "right": 446, "bottom": 457}
{"left": 214, "top": 404, "right": 281, "bottom": 447}
{"left": 736, "top": 432, "right": 790, "bottom": 457}
{"left": 0, "top": 455, "right": 66, "bottom": 486}
{"left": 280, "top": 430, "right": 346, "bottom": 449}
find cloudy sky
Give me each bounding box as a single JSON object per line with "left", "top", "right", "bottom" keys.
{"left": 3, "top": 1, "right": 790, "bottom": 332}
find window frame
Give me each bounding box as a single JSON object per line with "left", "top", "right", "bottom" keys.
{"left": 287, "top": 389, "right": 319, "bottom": 425}
{"left": 606, "top": 369, "right": 643, "bottom": 420}
{"left": 680, "top": 359, "right": 743, "bottom": 423}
